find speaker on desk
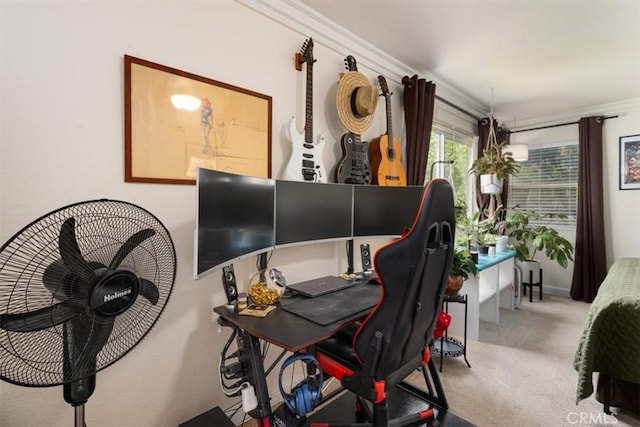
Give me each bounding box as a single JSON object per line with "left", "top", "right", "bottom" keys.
{"left": 360, "top": 243, "right": 373, "bottom": 274}
{"left": 222, "top": 265, "right": 238, "bottom": 304}
{"left": 278, "top": 353, "right": 323, "bottom": 418}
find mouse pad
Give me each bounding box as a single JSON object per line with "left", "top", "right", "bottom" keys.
{"left": 280, "top": 284, "right": 382, "bottom": 326}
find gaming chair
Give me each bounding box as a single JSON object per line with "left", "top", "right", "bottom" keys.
{"left": 313, "top": 179, "right": 455, "bottom": 426}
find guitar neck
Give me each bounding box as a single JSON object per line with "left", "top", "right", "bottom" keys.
{"left": 385, "top": 94, "right": 393, "bottom": 141}
{"left": 304, "top": 61, "right": 313, "bottom": 144}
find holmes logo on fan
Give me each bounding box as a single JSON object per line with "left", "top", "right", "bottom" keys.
{"left": 104, "top": 288, "right": 133, "bottom": 303}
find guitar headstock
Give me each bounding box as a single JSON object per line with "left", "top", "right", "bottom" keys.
{"left": 344, "top": 55, "right": 358, "bottom": 72}
{"left": 378, "top": 75, "right": 391, "bottom": 97}
{"left": 300, "top": 38, "right": 315, "bottom": 64}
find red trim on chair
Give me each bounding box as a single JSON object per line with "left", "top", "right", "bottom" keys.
{"left": 374, "top": 379, "right": 387, "bottom": 403}
{"left": 316, "top": 352, "right": 353, "bottom": 381}
{"left": 419, "top": 408, "right": 435, "bottom": 419}
{"left": 423, "top": 347, "right": 431, "bottom": 364}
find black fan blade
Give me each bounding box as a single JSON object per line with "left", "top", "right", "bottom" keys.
{"left": 0, "top": 301, "right": 82, "bottom": 332}
{"left": 139, "top": 278, "right": 160, "bottom": 305}
{"left": 42, "top": 259, "right": 70, "bottom": 297}
{"left": 108, "top": 228, "right": 156, "bottom": 271}
{"left": 59, "top": 218, "right": 94, "bottom": 284}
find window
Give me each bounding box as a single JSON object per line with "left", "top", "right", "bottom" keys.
{"left": 508, "top": 142, "right": 578, "bottom": 227}
{"left": 426, "top": 128, "right": 473, "bottom": 213}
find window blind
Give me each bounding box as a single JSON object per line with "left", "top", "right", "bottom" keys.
{"left": 508, "top": 143, "right": 578, "bottom": 226}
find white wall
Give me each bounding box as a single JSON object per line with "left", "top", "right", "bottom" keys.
{"left": 0, "top": 2, "right": 403, "bottom": 426}
{"left": 602, "top": 110, "right": 640, "bottom": 262}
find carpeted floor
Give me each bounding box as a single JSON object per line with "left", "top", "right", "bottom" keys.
{"left": 411, "top": 293, "right": 638, "bottom": 426}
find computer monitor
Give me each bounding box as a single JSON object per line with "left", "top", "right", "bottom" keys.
{"left": 194, "top": 168, "right": 275, "bottom": 279}
{"left": 275, "top": 180, "right": 353, "bottom": 247}
{"left": 353, "top": 185, "right": 424, "bottom": 237}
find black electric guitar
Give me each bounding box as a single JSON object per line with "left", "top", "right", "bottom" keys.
{"left": 335, "top": 56, "right": 372, "bottom": 185}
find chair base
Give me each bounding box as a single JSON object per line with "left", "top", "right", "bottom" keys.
{"left": 307, "top": 359, "right": 448, "bottom": 427}
{"left": 306, "top": 378, "right": 471, "bottom": 427}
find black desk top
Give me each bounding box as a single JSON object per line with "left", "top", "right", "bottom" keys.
{"left": 214, "top": 282, "right": 381, "bottom": 352}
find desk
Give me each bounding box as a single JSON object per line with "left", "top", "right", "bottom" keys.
{"left": 213, "top": 282, "right": 452, "bottom": 426}
{"left": 214, "top": 291, "right": 375, "bottom": 352}
{"left": 446, "top": 251, "right": 516, "bottom": 341}
{"left": 214, "top": 284, "right": 380, "bottom": 423}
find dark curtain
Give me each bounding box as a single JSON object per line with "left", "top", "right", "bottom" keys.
{"left": 500, "top": 127, "right": 511, "bottom": 213}
{"left": 402, "top": 75, "right": 436, "bottom": 185}
{"left": 475, "top": 118, "right": 510, "bottom": 217}
{"left": 570, "top": 116, "right": 607, "bottom": 303}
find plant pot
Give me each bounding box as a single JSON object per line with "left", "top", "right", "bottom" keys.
{"left": 446, "top": 275, "right": 465, "bottom": 296}
{"left": 496, "top": 235, "right": 508, "bottom": 253}
{"left": 516, "top": 259, "right": 541, "bottom": 284}
{"left": 480, "top": 174, "right": 502, "bottom": 194}
{"left": 479, "top": 245, "right": 489, "bottom": 255}
{"left": 470, "top": 251, "right": 479, "bottom": 264}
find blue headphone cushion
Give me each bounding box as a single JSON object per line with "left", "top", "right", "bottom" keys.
{"left": 279, "top": 354, "right": 323, "bottom": 418}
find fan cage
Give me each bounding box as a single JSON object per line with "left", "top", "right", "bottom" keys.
{"left": 0, "top": 199, "right": 176, "bottom": 387}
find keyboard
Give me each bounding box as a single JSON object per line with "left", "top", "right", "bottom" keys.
{"left": 287, "top": 275, "right": 357, "bottom": 298}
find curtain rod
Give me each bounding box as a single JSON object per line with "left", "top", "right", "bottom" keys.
{"left": 508, "top": 115, "right": 618, "bottom": 134}
{"left": 435, "top": 95, "right": 482, "bottom": 121}
{"left": 432, "top": 95, "right": 619, "bottom": 132}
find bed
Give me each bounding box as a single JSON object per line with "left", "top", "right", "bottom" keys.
{"left": 574, "top": 257, "right": 640, "bottom": 415}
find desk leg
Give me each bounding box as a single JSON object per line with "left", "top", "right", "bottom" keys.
{"left": 463, "top": 295, "right": 471, "bottom": 368}
{"left": 238, "top": 330, "right": 273, "bottom": 424}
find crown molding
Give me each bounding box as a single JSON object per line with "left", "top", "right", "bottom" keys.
{"left": 515, "top": 98, "right": 640, "bottom": 130}
{"left": 236, "top": 0, "right": 488, "bottom": 121}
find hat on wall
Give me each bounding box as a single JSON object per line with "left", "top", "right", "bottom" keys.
{"left": 336, "top": 71, "right": 379, "bottom": 134}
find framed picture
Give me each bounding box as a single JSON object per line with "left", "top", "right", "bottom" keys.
{"left": 124, "top": 55, "right": 272, "bottom": 184}
{"left": 619, "top": 134, "right": 640, "bottom": 190}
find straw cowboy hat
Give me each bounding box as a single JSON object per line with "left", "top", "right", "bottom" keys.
{"left": 336, "top": 71, "right": 379, "bottom": 134}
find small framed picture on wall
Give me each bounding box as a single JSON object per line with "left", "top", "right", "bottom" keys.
{"left": 619, "top": 134, "right": 640, "bottom": 190}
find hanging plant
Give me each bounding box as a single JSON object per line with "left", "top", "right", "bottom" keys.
{"left": 469, "top": 141, "right": 520, "bottom": 181}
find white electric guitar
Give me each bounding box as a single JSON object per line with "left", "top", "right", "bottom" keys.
{"left": 283, "top": 38, "right": 327, "bottom": 183}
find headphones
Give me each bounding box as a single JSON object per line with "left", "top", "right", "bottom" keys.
{"left": 278, "top": 353, "right": 323, "bottom": 418}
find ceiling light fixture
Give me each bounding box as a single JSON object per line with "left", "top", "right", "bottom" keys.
{"left": 509, "top": 118, "right": 528, "bottom": 162}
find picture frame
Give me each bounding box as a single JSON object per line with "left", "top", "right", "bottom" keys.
{"left": 124, "top": 55, "right": 272, "bottom": 184}
{"left": 619, "top": 134, "right": 640, "bottom": 190}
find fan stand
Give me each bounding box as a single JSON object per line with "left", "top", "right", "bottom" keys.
{"left": 74, "top": 405, "right": 86, "bottom": 427}
{"left": 64, "top": 375, "right": 96, "bottom": 427}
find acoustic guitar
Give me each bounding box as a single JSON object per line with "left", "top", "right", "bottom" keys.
{"left": 283, "top": 38, "right": 327, "bottom": 183}
{"left": 335, "top": 55, "right": 371, "bottom": 185}
{"left": 369, "top": 76, "right": 407, "bottom": 186}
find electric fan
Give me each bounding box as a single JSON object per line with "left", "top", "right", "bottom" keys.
{"left": 0, "top": 199, "right": 176, "bottom": 426}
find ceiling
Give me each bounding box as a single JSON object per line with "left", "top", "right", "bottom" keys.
{"left": 300, "top": 0, "right": 640, "bottom": 125}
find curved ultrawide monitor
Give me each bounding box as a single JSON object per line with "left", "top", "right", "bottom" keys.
{"left": 353, "top": 185, "right": 424, "bottom": 237}
{"left": 275, "top": 180, "right": 353, "bottom": 247}
{"left": 194, "top": 168, "right": 275, "bottom": 279}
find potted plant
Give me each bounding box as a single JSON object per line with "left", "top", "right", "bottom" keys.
{"left": 469, "top": 141, "right": 520, "bottom": 194}
{"left": 499, "top": 208, "right": 575, "bottom": 283}
{"left": 446, "top": 248, "right": 479, "bottom": 296}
